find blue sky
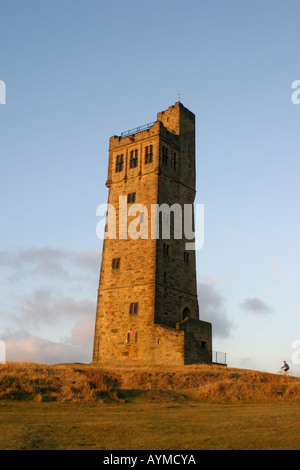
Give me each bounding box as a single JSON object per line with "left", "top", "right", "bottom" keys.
{"left": 0, "top": 0, "right": 299, "bottom": 373}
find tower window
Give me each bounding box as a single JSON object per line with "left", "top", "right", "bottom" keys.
{"left": 162, "top": 146, "right": 168, "bottom": 165}
{"left": 127, "top": 331, "right": 134, "bottom": 343}
{"left": 145, "top": 145, "right": 153, "bottom": 164}
{"left": 184, "top": 252, "right": 190, "bottom": 263}
{"left": 173, "top": 153, "right": 177, "bottom": 170}
{"left": 127, "top": 192, "right": 136, "bottom": 204}
{"left": 182, "top": 307, "right": 191, "bottom": 321}
{"left": 129, "top": 302, "right": 139, "bottom": 314}
{"left": 115, "top": 154, "right": 124, "bottom": 173}
{"left": 112, "top": 258, "right": 120, "bottom": 269}
{"left": 163, "top": 272, "right": 167, "bottom": 283}
{"left": 163, "top": 243, "right": 170, "bottom": 257}
{"left": 135, "top": 332, "right": 138, "bottom": 343}
{"left": 130, "top": 150, "right": 138, "bottom": 168}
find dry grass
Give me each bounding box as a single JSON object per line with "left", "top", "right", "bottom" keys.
{"left": 105, "top": 363, "right": 300, "bottom": 402}
{"left": 1, "top": 362, "right": 300, "bottom": 449}
{"left": 0, "top": 362, "right": 299, "bottom": 403}
{"left": 0, "top": 362, "right": 121, "bottom": 402}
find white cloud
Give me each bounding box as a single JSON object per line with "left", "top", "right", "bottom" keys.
{"left": 2, "top": 329, "right": 93, "bottom": 364}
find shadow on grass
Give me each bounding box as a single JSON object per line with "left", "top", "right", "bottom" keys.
{"left": 118, "top": 388, "right": 190, "bottom": 404}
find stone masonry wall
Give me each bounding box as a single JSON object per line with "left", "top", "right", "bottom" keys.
{"left": 93, "top": 102, "right": 212, "bottom": 366}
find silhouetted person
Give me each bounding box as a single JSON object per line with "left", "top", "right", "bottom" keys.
{"left": 281, "top": 361, "right": 290, "bottom": 374}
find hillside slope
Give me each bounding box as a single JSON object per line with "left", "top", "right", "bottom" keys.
{"left": 0, "top": 362, "right": 299, "bottom": 403}
{"left": 99, "top": 363, "right": 300, "bottom": 401}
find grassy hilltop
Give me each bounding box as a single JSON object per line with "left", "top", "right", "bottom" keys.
{"left": 0, "top": 361, "right": 300, "bottom": 403}
{"left": 0, "top": 362, "right": 299, "bottom": 450}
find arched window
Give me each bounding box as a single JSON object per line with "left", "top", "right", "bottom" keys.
{"left": 182, "top": 307, "right": 191, "bottom": 321}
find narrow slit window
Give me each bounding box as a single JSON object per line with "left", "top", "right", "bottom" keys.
{"left": 145, "top": 145, "right": 153, "bottom": 164}
{"left": 129, "top": 302, "right": 139, "bottom": 315}
{"left": 115, "top": 154, "right": 124, "bottom": 173}
{"left": 162, "top": 146, "right": 168, "bottom": 165}
{"left": 163, "top": 243, "right": 169, "bottom": 257}
{"left": 112, "top": 258, "right": 121, "bottom": 269}
{"left": 127, "top": 192, "right": 136, "bottom": 204}
{"left": 173, "top": 153, "right": 177, "bottom": 170}
{"left": 130, "top": 150, "right": 138, "bottom": 168}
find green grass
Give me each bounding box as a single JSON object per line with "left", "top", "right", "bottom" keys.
{"left": 0, "top": 398, "right": 299, "bottom": 450}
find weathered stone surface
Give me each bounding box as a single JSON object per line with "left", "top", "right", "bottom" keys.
{"left": 93, "top": 102, "right": 212, "bottom": 366}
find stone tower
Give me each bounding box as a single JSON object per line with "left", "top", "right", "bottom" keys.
{"left": 93, "top": 102, "right": 212, "bottom": 366}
